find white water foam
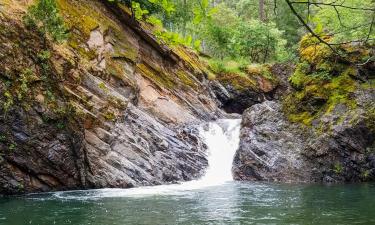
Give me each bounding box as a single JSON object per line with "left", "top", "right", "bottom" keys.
{"left": 195, "top": 119, "right": 242, "bottom": 186}
{"left": 50, "top": 119, "right": 242, "bottom": 199}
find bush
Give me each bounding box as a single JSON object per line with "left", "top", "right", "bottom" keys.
{"left": 231, "top": 20, "right": 289, "bottom": 63}
{"left": 208, "top": 58, "right": 247, "bottom": 75}
{"left": 24, "top": 0, "right": 68, "bottom": 42}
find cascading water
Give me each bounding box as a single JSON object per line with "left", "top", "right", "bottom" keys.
{"left": 194, "top": 119, "right": 242, "bottom": 186}
{"left": 51, "top": 119, "right": 242, "bottom": 199}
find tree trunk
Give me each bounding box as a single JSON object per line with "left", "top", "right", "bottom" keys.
{"left": 259, "top": 0, "right": 266, "bottom": 22}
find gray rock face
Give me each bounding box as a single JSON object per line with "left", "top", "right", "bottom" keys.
{"left": 85, "top": 104, "right": 208, "bottom": 189}
{"left": 0, "top": 1, "right": 216, "bottom": 195}
{"left": 209, "top": 80, "right": 272, "bottom": 115}
{"left": 0, "top": 102, "right": 208, "bottom": 195}
{"left": 233, "top": 100, "right": 375, "bottom": 183}
{"left": 0, "top": 106, "right": 86, "bottom": 195}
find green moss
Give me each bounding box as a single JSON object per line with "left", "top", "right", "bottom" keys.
{"left": 57, "top": 0, "right": 137, "bottom": 61}
{"left": 289, "top": 111, "right": 315, "bottom": 126}
{"left": 216, "top": 73, "right": 257, "bottom": 91}
{"left": 364, "top": 105, "right": 375, "bottom": 133}
{"left": 174, "top": 46, "right": 206, "bottom": 75}
{"left": 284, "top": 71, "right": 358, "bottom": 126}
{"left": 333, "top": 163, "right": 343, "bottom": 174}
{"left": 0, "top": 135, "right": 6, "bottom": 142}
{"left": 74, "top": 41, "right": 98, "bottom": 60}
{"left": 108, "top": 95, "right": 127, "bottom": 110}
{"left": 208, "top": 59, "right": 279, "bottom": 92}
{"left": 8, "top": 143, "right": 16, "bottom": 151}
{"left": 362, "top": 170, "right": 371, "bottom": 180}
{"left": 57, "top": 0, "right": 100, "bottom": 37}
{"left": 361, "top": 79, "right": 375, "bottom": 90}
{"left": 98, "top": 82, "right": 109, "bottom": 93}
{"left": 283, "top": 36, "right": 370, "bottom": 128}
{"left": 206, "top": 71, "right": 217, "bottom": 80}
{"left": 103, "top": 111, "right": 116, "bottom": 121}
{"left": 108, "top": 28, "right": 138, "bottom": 62}
{"left": 176, "top": 70, "right": 198, "bottom": 90}
{"left": 106, "top": 59, "right": 137, "bottom": 92}
{"left": 137, "top": 63, "right": 175, "bottom": 89}
{"left": 289, "top": 62, "right": 310, "bottom": 89}
{"left": 3, "top": 91, "right": 14, "bottom": 112}
{"left": 299, "top": 35, "right": 333, "bottom": 67}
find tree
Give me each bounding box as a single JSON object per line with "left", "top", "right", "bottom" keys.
{"left": 231, "top": 20, "right": 288, "bottom": 62}
{"left": 259, "top": 0, "right": 266, "bottom": 22}
{"left": 284, "top": 0, "right": 374, "bottom": 64}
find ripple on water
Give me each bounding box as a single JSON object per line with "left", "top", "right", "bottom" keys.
{"left": 1, "top": 182, "right": 375, "bottom": 225}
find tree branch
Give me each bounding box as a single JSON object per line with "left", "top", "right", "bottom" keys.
{"left": 365, "top": 12, "right": 375, "bottom": 43}
{"left": 285, "top": 0, "right": 340, "bottom": 55}
{"left": 289, "top": 1, "right": 375, "bottom": 11}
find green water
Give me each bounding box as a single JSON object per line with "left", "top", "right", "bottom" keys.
{"left": 1, "top": 182, "right": 374, "bottom": 225}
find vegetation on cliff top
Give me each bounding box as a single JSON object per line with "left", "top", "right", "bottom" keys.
{"left": 1, "top": 0, "right": 374, "bottom": 127}
{"left": 105, "top": 0, "right": 374, "bottom": 99}
{"left": 283, "top": 34, "right": 374, "bottom": 128}
{"left": 23, "top": 0, "right": 68, "bottom": 42}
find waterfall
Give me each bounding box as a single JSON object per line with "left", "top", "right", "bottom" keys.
{"left": 129, "top": 119, "right": 242, "bottom": 192}
{"left": 52, "top": 119, "right": 242, "bottom": 199}
{"left": 195, "top": 119, "right": 242, "bottom": 186}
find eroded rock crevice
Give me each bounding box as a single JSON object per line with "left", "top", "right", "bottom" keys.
{"left": 210, "top": 64, "right": 294, "bottom": 114}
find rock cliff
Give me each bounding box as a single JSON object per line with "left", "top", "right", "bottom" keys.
{"left": 0, "top": 0, "right": 222, "bottom": 194}
{"left": 1, "top": 0, "right": 373, "bottom": 195}
{"left": 233, "top": 36, "right": 375, "bottom": 183}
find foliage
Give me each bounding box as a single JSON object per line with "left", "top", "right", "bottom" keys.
{"left": 108, "top": 0, "right": 374, "bottom": 68}
{"left": 333, "top": 163, "right": 344, "bottom": 174}
{"left": 197, "top": 3, "right": 239, "bottom": 58}
{"left": 231, "top": 20, "right": 289, "bottom": 63}
{"left": 189, "top": 2, "right": 290, "bottom": 63}
{"left": 208, "top": 58, "right": 247, "bottom": 75}
{"left": 131, "top": 1, "right": 150, "bottom": 20}
{"left": 285, "top": 0, "right": 374, "bottom": 64}
{"left": 310, "top": 0, "right": 374, "bottom": 44}
{"left": 24, "top": 0, "right": 68, "bottom": 42}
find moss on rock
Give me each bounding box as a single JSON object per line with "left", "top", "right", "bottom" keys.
{"left": 283, "top": 35, "right": 374, "bottom": 129}
{"left": 211, "top": 61, "right": 279, "bottom": 93}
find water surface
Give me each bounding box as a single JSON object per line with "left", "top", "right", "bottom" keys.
{"left": 1, "top": 182, "right": 375, "bottom": 225}
{"left": 1, "top": 120, "right": 374, "bottom": 225}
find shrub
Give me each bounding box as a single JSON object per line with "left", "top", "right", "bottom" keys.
{"left": 208, "top": 59, "right": 247, "bottom": 75}
{"left": 231, "top": 20, "right": 289, "bottom": 63}
{"left": 24, "top": 0, "right": 68, "bottom": 42}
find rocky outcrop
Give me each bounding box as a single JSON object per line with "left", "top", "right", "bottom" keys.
{"left": 85, "top": 104, "right": 208, "bottom": 188}
{"left": 233, "top": 34, "right": 375, "bottom": 184}
{"left": 233, "top": 98, "right": 375, "bottom": 183}
{"left": 210, "top": 64, "right": 292, "bottom": 114}
{"left": 0, "top": 0, "right": 220, "bottom": 194}
{"left": 233, "top": 101, "right": 309, "bottom": 182}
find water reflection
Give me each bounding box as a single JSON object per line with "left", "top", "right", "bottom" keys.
{"left": 192, "top": 182, "right": 242, "bottom": 224}
{"left": 1, "top": 182, "right": 375, "bottom": 225}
